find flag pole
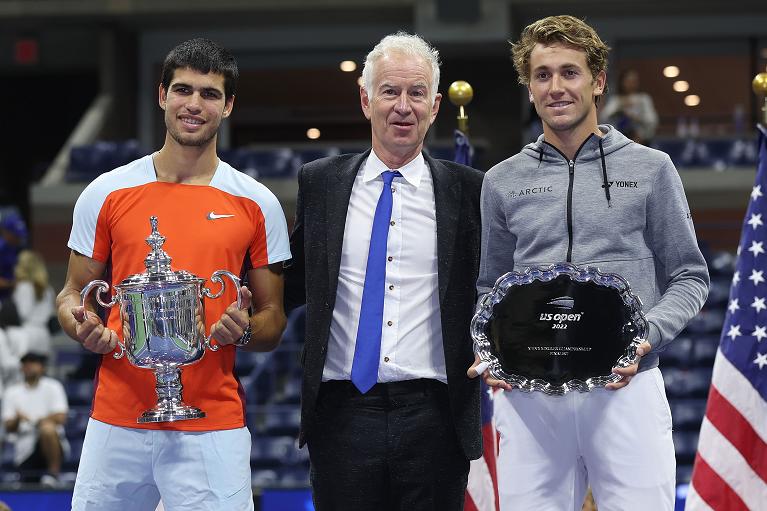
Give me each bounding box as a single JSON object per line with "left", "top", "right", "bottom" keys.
{"left": 754, "top": 68, "right": 767, "bottom": 127}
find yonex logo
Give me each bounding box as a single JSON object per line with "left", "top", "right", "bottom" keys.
{"left": 206, "top": 212, "right": 234, "bottom": 220}
{"left": 547, "top": 296, "right": 574, "bottom": 309}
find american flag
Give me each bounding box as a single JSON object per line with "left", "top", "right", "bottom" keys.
{"left": 453, "top": 127, "right": 500, "bottom": 511}
{"left": 686, "top": 125, "right": 767, "bottom": 510}
{"left": 465, "top": 383, "right": 500, "bottom": 511}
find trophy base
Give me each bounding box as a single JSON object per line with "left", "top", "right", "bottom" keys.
{"left": 137, "top": 404, "right": 206, "bottom": 423}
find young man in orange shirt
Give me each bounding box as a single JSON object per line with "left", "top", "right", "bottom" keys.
{"left": 57, "top": 38, "right": 291, "bottom": 511}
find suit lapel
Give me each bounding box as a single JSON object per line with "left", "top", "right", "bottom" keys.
{"left": 326, "top": 151, "right": 369, "bottom": 294}
{"left": 427, "top": 154, "right": 461, "bottom": 304}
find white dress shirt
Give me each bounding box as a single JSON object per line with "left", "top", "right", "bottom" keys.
{"left": 323, "top": 150, "right": 447, "bottom": 383}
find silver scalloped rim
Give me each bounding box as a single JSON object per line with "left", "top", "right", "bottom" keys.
{"left": 471, "top": 263, "right": 648, "bottom": 395}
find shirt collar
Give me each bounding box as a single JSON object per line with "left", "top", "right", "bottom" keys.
{"left": 363, "top": 149, "right": 426, "bottom": 188}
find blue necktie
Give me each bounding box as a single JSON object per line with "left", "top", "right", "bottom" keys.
{"left": 351, "top": 170, "right": 401, "bottom": 393}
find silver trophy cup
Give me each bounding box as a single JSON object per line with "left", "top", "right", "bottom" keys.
{"left": 80, "top": 216, "right": 243, "bottom": 423}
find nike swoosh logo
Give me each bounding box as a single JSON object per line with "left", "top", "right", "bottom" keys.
{"left": 206, "top": 212, "right": 235, "bottom": 220}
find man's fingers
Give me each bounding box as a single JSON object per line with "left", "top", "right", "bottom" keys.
{"left": 238, "top": 286, "right": 252, "bottom": 311}
{"left": 467, "top": 361, "right": 489, "bottom": 378}
{"left": 486, "top": 376, "right": 514, "bottom": 391}
{"left": 636, "top": 341, "right": 652, "bottom": 357}
{"left": 467, "top": 354, "right": 488, "bottom": 379}
{"left": 71, "top": 306, "right": 88, "bottom": 323}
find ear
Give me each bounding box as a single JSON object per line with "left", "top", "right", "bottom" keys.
{"left": 429, "top": 92, "right": 442, "bottom": 125}
{"left": 527, "top": 86, "right": 534, "bottom": 103}
{"left": 593, "top": 70, "right": 607, "bottom": 97}
{"left": 223, "top": 95, "right": 236, "bottom": 118}
{"left": 158, "top": 83, "right": 167, "bottom": 110}
{"left": 360, "top": 86, "right": 372, "bottom": 121}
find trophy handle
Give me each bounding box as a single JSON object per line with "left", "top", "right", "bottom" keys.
{"left": 79, "top": 280, "right": 126, "bottom": 359}
{"left": 202, "top": 270, "right": 244, "bottom": 352}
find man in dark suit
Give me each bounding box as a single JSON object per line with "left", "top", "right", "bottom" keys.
{"left": 284, "top": 32, "right": 484, "bottom": 511}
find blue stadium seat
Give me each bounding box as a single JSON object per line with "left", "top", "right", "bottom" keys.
{"left": 707, "top": 251, "right": 736, "bottom": 277}
{"left": 706, "top": 277, "right": 731, "bottom": 307}
{"left": 660, "top": 336, "right": 693, "bottom": 368}
{"left": 663, "top": 367, "right": 712, "bottom": 399}
{"left": 673, "top": 431, "right": 699, "bottom": 465}
{"left": 277, "top": 465, "right": 310, "bottom": 486}
{"left": 68, "top": 140, "right": 145, "bottom": 182}
{"left": 691, "top": 335, "right": 719, "bottom": 367}
{"left": 677, "top": 464, "right": 694, "bottom": 485}
{"left": 64, "top": 380, "right": 95, "bottom": 406}
{"left": 252, "top": 436, "right": 299, "bottom": 467}
{"left": 263, "top": 408, "right": 301, "bottom": 436}
{"left": 670, "top": 399, "right": 707, "bottom": 431}
{"left": 251, "top": 469, "right": 279, "bottom": 486}
{"left": 684, "top": 308, "right": 726, "bottom": 335}
{"left": 66, "top": 406, "right": 91, "bottom": 439}
{"left": 289, "top": 149, "right": 341, "bottom": 175}
{"left": 62, "top": 437, "right": 84, "bottom": 473}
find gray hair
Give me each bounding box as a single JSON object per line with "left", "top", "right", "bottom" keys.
{"left": 362, "top": 31, "right": 441, "bottom": 102}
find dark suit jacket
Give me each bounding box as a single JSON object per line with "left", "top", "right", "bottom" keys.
{"left": 284, "top": 150, "right": 484, "bottom": 460}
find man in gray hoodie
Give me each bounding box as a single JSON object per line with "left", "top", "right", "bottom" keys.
{"left": 468, "top": 15, "right": 709, "bottom": 511}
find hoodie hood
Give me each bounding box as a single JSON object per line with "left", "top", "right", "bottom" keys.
{"left": 521, "top": 124, "right": 633, "bottom": 164}
{"left": 520, "top": 124, "right": 634, "bottom": 208}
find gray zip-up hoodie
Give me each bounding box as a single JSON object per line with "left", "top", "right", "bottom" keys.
{"left": 478, "top": 125, "right": 710, "bottom": 372}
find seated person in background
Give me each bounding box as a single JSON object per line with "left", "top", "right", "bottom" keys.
{"left": 0, "top": 251, "right": 55, "bottom": 389}
{"left": 1, "top": 352, "right": 68, "bottom": 485}
{"left": 0, "top": 208, "right": 27, "bottom": 300}
{"left": 599, "top": 68, "right": 659, "bottom": 145}
{"left": 11, "top": 250, "right": 56, "bottom": 355}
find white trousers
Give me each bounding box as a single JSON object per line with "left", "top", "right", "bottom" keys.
{"left": 495, "top": 368, "right": 676, "bottom": 511}
{"left": 71, "top": 419, "right": 254, "bottom": 511}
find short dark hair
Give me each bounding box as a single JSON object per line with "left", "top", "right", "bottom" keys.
{"left": 160, "top": 38, "right": 239, "bottom": 100}
{"left": 20, "top": 351, "right": 48, "bottom": 365}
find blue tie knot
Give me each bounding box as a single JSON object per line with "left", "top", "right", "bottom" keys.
{"left": 382, "top": 170, "right": 401, "bottom": 186}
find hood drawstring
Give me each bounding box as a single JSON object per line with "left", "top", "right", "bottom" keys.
{"left": 538, "top": 146, "right": 544, "bottom": 168}
{"left": 598, "top": 139, "right": 611, "bottom": 208}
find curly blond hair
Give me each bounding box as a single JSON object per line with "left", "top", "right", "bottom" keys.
{"left": 511, "top": 15, "right": 610, "bottom": 86}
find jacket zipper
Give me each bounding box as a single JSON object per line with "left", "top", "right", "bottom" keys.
{"left": 543, "top": 135, "right": 594, "bottom": 263}
{"left": 566, "top": 160, "right": 575, "bottom": 262}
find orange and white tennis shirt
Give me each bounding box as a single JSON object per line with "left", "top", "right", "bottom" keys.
{"left": 68, "top": 155, "right": 291, "bottom": 431}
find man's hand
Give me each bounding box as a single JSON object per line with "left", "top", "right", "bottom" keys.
{"left": 71, "top": 306, "right": 119, "bottom": 354}
{"left": 467, "top": 353, "right": 513, "bottom": 391}
{"left": 605, "top": 341, "right": 652, "bottom": 390}
{"left": 210, "top": 286, "right": 253, "bottom": 346}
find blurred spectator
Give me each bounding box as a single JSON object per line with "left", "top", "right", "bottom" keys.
{"left": 1, "top": 352, "right": 68, "bottom": 486}
{"left": 600, "top": 69, "right": 659, "bottom": 145}
{"left": 0, "top": 208, "right": 28, "bottom": 300}
{"left": 11, "top": 250, "right": 55, "bottom": 354}
{"left": 0, "top": 251, "right": 55, "bottom": 390}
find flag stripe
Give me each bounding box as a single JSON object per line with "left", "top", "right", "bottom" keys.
{"left": 709, "top": 350, "right": 767, "bottom": 443}
{"left": 694, "top": 417, "right": 767, "bottom": 509}
{"left": 685, "top": 484, "right": 715, "bottom": 511}
{"left": 705, "top": 385, "right": 767, "bottom": 482}
{"left": 466, "top": 456, "right": 498, "bottom": 511}
{"left": 689, "top": 454, "right": 750, "bottom": 511}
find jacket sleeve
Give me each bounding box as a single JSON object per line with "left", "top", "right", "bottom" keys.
{"left": 283, "top": 165, "right": 307, "bottom": 313}
{"left": 644, "top": 155, "right": 710, "bottom": 350}
{"left": 476, "top": 172, "right": 518, "bottom": 300}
